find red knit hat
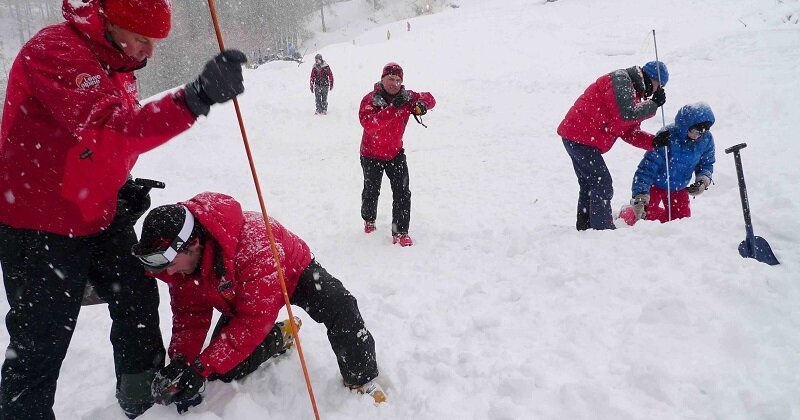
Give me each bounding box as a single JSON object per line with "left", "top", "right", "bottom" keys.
{"left": 103, "top": 0, "right": 172, "bottom": 39}
{"left": 381, "top": 62, "right": 403, "bottom": 80}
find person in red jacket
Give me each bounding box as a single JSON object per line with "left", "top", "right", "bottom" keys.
{"left": 557, "top": 61, "right": 668, "bottom": 231}
{"left": 0, "top": 1, "right": 246, "bottom": 418}
{"left": 358, "top": 62, "right": 435, "bottom": 246}
{"left": 309, "top": 53, "right": 334, "bottom": 114}
{"left": 132, "top": 192, "right": 385, "bottom": 413}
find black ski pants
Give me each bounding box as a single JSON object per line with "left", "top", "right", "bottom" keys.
{"left": 206, "top": 318, "right": 285, "bottom": 383}
{"left": 208, "top": 260, "right": 378, "bottom": 387}
{"left": 314, "top": 84, "right": 329, "bottom": 113}
{"left": 562, "top": 138, "right": 616, "bottom": 231}
{"left": 0, "top": 223, "right": 165, "bottom": 420}
{"left": 360, "top": 150, "right": 412, "bottom": 235}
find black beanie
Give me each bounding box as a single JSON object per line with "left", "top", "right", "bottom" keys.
{"left": 132, "top": 204, "right": 196, "bottom": 256}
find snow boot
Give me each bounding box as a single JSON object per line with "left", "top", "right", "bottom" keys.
{"left": 576, "top": 210, "right": 591, "bottom": 231}
{"left": 617, "top": 205, "right": 638, "bottom": 226}
{"left": 392, "top": 234, "right": 413, "bottom": 247}
{"left": 277, "top": 316, "right": 302, "bottom": 353}
{"left": 117, "top": 369, "right": 157, "bottom": 419}
{"left": 364, "top": 221, "right": 376, "bottom": 234}
{"left": 351, "top": 380, "right": 387, "bottom": 404}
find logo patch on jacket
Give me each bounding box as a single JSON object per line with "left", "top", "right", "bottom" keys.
{"left": 79, "top": 147, "right": 93, "bottom": 161}
{"left": 76, "top": 73, "right": 101, "bottom": 89}
{"left": 218, "top": 279, "right": 235, "bottom": 302}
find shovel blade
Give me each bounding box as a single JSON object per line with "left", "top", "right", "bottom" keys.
{"left": 738, "top": 236, "right": 780, "bottom": 265}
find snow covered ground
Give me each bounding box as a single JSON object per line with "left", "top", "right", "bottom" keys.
{"left": 2, "top": 0, "right": 800, "bottom": 418}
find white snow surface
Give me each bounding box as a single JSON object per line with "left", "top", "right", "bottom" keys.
{"left": 2, "top": 0, "right": 800, "bottom": 419}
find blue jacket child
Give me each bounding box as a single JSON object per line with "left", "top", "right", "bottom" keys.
{"left": 625, "top": 102, "right": 716, "bottom": 223}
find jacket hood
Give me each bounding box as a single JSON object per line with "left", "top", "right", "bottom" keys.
{"left": 180, "top": 192, "right": 245, "bottom": 263}
{"left": 625, "top": 66, "right": 647, "bottom": 94}
{"left": 673, "top": 102, "right": 715, "bottom": 141}
{"left": 62, "top": 0, "right": 147, "bottom": 72}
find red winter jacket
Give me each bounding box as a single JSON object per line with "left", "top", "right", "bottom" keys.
{"left": 309, "top": 62, "right": 334, "bottom": 89}
{"left": 0, "top": 0, "right": 196, "bottom": 236}
{"left": 359, "top": 83, "right": 436, "bottom": 161}
{"left": 154, "top": 192, "right": 312, "bottom": 378}
{"left": 557, "top": 66, "right": 658, "bottom": 154}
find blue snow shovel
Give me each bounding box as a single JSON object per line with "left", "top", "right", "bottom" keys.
{"left": 724, "top": 143, "right": 779, "bottom": 265}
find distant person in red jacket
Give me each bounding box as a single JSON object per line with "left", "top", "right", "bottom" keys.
{"left": 133, "top": 192, "right": 385, "bottom": 413}
{"left": 0, "top": 0, "right": 246, "bottom": 418}
{"left": 358, "top": 62, "right": 435, "bottom": 247}
{"left": 557, "top": 61, "right": 668, "bottom": 231}
{"left": 310, "top": 53, "right": 334, "bottom": 114}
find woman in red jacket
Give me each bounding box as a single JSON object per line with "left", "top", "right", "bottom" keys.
{"left": 358, "top": 62, "right": 435, "bottom": 246}
{"left": 0, "top": 1, "right": 246, "bottom": 418}
{"left": 132, "top": 192, "right": 384, "bottom": 413}
{"left": 557, "top": 61, "right": 668, "bottom": 231}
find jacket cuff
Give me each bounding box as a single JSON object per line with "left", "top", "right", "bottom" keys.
{"left": 172, "top": 85, "right": 203, "bottom": 121}
{"left": 191, "top": 358, "right": 213, "bottom": 378}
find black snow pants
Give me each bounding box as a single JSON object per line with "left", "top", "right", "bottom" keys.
{"left": 562, "top": 138, "right": 616, "bottom": 231}
{"left": 360, "top": 150, "right": 412, "bottom": 235}
{"left": 0, "top": 223, "right": 165, "bottom": 420}
{"left": 206, "top": 318, "right": 286, "bottom": 383}
{"left": 314, "top": 84, "right": 329, "bottom": 114}
{"left": 207, "top": 260, "right": 378, "bottom": 387}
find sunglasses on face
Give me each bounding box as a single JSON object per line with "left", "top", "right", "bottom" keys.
{"left": 688, "top": 122, "right": 712, "bottom": 137}
{"left": 133, "top": 207, "right": 195, "bottom": 272}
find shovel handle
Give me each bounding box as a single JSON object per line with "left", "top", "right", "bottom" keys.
{"left": 727, "top": 142, "right": 756, "bottom": 248}
{"left": 725, "top": 143, "right": 747, "bottom": 154}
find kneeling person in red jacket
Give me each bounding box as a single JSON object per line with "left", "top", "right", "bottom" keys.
{"left": 132, "top": 192, "right": 384, "bottom": 412}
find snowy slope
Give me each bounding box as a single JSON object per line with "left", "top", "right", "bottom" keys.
{"left": 2, "top": 0, "right": 800, "bottom": 419}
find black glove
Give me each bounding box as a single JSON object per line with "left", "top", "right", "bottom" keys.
{"left": 151, "top": 361, "right": 206, "bottom": 408}
{"left": 651, "top": 87, "right": 666, "bottom": 107}
{"left": 175, "top": 393, "right": 203, "bottom": 414}
{"left": 412, "top": 101, "right": 427, "bottom": 116}
{"left": 391, "top": 88, "right": 411, "bottom": 108}
{"left": 105, "top": 178, "right": 152, "bottom": 235}
{"left": 652, "top": 130, "right": 670, "bottom": 149}
{"left": 184, "top": 49, "right": 248, "bottom": 117}
{"left": 117, "top": 178, "right": 152, "bottom": 218}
